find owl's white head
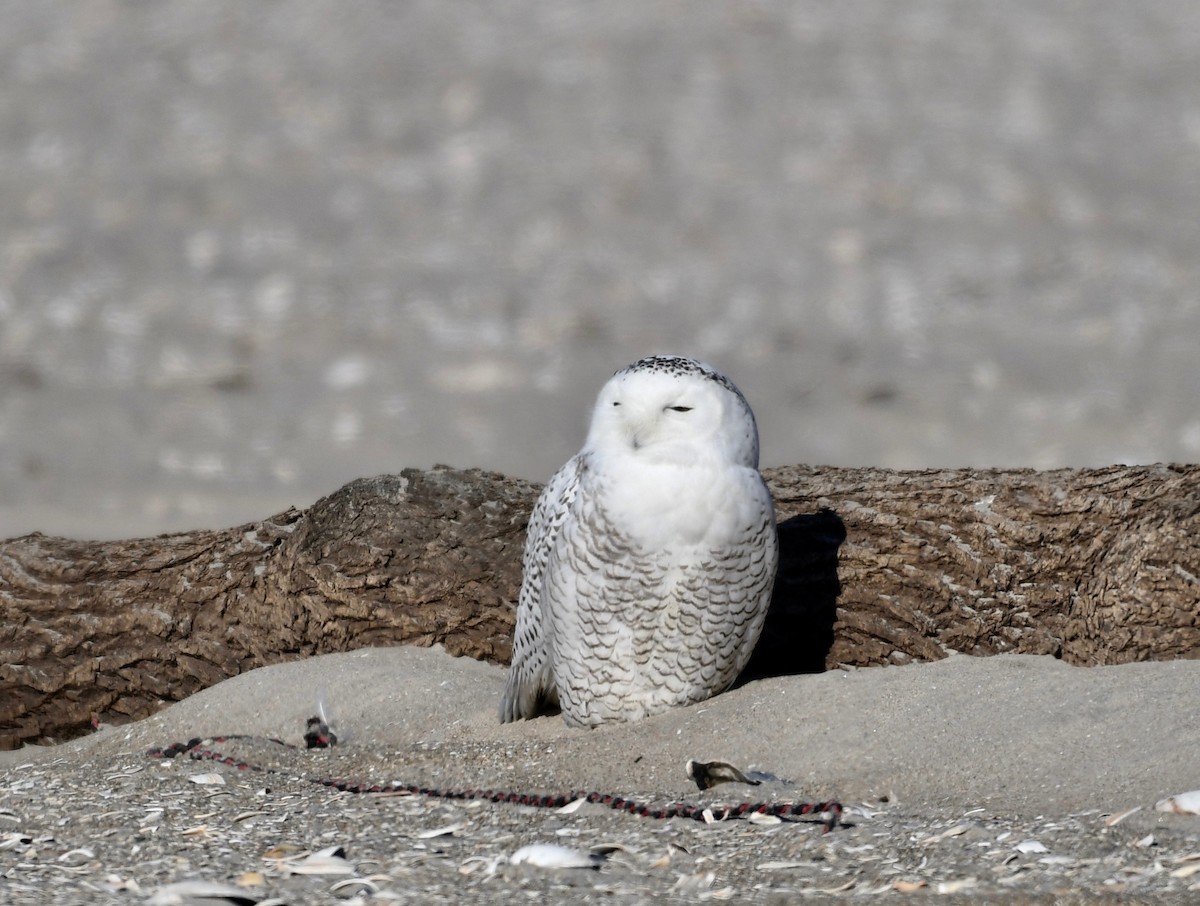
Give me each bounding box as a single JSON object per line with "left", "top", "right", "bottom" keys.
{"left": 583, "top": 355, "right": 761, "bottom": 468}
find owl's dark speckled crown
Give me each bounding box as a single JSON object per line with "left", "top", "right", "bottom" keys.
{"left": 615, "top": 355, "right": 748, "bottom": 406}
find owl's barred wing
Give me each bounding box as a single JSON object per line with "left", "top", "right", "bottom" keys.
{"left": 546, "top": 467, "right": 778, "bottom": 727}
{"left": 703, "top": 485, "right": 778, "bottom": 684}
{"left": 498, "top": 455, "right": 584, "bottom": 723}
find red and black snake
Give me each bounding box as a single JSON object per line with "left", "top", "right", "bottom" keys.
{"left": 148, "top": 718, "right": 843, "bottom": 832}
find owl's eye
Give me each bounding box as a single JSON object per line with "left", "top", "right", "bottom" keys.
{"left": 667, "top": 405, "right": 693, "bottom": 412}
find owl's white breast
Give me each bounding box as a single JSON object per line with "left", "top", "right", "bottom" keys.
{"left": 588, "top": 450, "right": 771, "bottom": 551}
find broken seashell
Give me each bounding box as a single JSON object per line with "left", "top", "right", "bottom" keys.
{"left": 0, "top": 833, "right": 32, "bottom": 851}
{"left": 96, "top": 874, "right": 141, "bottom": 894}
{"left": 147, "top": 879, "right": 258, "bottom": 905}
{"left": 330, "top": 878, "right": 379, "bottom": 895}
{"left": 748, "top": 811, "right": 782, "bottom": 826}
{"left": 757, "top": 861, "right": 809, "bottom": 871}
{"left": 1037, "top": 855, "right": 1075, "bottom": 865}
{"left": 1015, "top": 839, "right": 1048, "bottom": 854}
{"left": 556, "top": 796, "right": 588, "bottom": 814}
{"left": 261, "top": 843, "right": 306, "bottom": 860}
{"left": 1105, "top": 806, "right": 1142, "bottom": 826}
{"left": 510, "top": 843, "right": 600, "bottom": 869}
{"left": 283, "top": 846, "right": 355, "bottom": 876}
{"left": 921, "top": 824, "right": 969, "bottom": 844}
{"left": 57, "top": 847, "right": 95, "bottom": 865}
{"left": 460, "top": 855, "right": 504, "bottom": 876}
{"left": 686, "top": 759, "right": 761, "bottom": 791}
{"left": 415, "top": 821, "right": 468, "bottom": 839}
{"left": 893, "top": 879, "right": 928, "bottom": 892}
{"left": 589, "top": 842, "right": 632, "bottom": 856}
{"left": 935, "top": 878, "right": 977, "bottom": 894}
{"left": 847, "top": 803, "right": 887, "bottom": 819}
{"left": 1155, "top": 790, "right": 1200, "bottom": 816}
{"left": 188, "top": 773, "right": 226, "bottom": 785}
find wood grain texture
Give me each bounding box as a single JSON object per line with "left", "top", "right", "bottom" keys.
{"left": 2, "top": 464, "right": 1196, "bottom": 748}
{"left": 765, "top": 464, "right": 1199, "bottom": 669}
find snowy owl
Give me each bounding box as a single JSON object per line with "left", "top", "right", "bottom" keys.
{"left": 500, "top": 355, "right": 778, "bottom": 728}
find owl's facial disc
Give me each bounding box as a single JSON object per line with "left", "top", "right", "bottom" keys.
{"left": 582, "top": 356, "right": 760, "bottom": 469}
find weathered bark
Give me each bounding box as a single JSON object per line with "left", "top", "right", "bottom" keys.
{"left": 1, "top": 464, "right": 1197, "bottom": 749}
{"left": 768, "top": 464, "right": 1198, "bottom": 670}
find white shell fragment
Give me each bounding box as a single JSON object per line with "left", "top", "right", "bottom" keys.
{"left": 57, "top": 847, "right": 96, "bottom": 865}
{"left": 1015, "top": 839, "right": 1049, "bottom": 854}
{"left": 1155, "top": 790, "right": 1200, "bottom": 816}
{"left": 936, "top": 878, "right": 978, "bottom": 894}
{"left": 509, "top": 843, "right": 600, "bottom": 869}
{"left": 188, "top": 773, "right": 227, "bottom": 786}
{"left": 1038, "top": 854, "right": 1075, "bottom": 865}
{"left": 747, "top": 811, "right": 783, "bottom": 826}
{"left": 922, "top": 823, "right": 970, "bottom": 844}
{"left": 147, "top": 879, "right": 256, "bottom": 905}
{"left": 330, "top": 878, "right": 380, "bottom": 895}
{"left": 281, "top": 846, "right": 356, "bottom": 876}
{"left": 415, "top": 821, "right": 468, "bottom": 839}
{"left": 1105, "top": 806, "right": 1142, "bottom": 826}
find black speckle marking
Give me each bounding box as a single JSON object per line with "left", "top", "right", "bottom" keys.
{"left": 616, "top": 355, "right": 748, "bottom": 407}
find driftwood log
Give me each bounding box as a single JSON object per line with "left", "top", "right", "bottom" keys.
{"left": 2, "top": 464, "right": 1197, "bottom": 749}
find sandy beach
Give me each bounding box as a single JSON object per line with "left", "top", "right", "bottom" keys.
{"left": 3, "top": 646, "right": 1197, "bottom": 903}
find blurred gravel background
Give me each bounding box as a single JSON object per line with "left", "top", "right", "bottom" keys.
{"left": 1, "top": 1, "right": 1198, "bottom": 539}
